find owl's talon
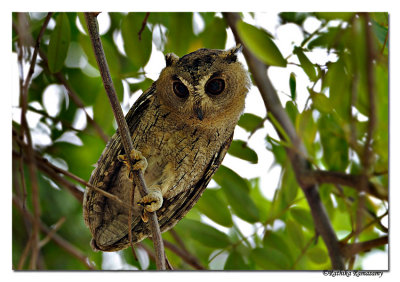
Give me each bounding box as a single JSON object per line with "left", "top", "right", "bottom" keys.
{"left": 137, "top": 185, "right": 163, "bottom": 214}
{"left": 118, "top": 149, "right": 148, "bottom": 180}
{"left": 140, "top": 210, "right": 149, "bottom": 223}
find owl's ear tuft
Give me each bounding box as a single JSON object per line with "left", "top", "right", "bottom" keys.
{"left": 165, "top": 53, "right": 179, "bottom": 67}
{"left": 224, "top": 44, "right": 243, "bottom": 63}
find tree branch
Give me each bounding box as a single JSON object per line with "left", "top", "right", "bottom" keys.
{"left": 84, "top": 12, "right": 165, "bottom": 270}
{"left": 362, "top": 13, "right": 377, "bottom": 173}
{"left": 306, "top": 170, "right": 387, "bottom": 200}
{"left": 340, "top": 236, "right": 388, "bottom": 258}
{"left": 138, "top": 12, "right": 150, "bottom": 40}
{"left": 163, "top": 240, "right": 205, "bottom": 270}
{"left": 38, "top": 50, "right": 109, "bottom": 144}
{"left": 18, "top": 12, "right": 53, "bottom": 270}
{"left": 13, "top": 128, "right": 134, "bottom": 209}
{"left": 13, "top": 194, "right": 96, "bottom": 270}
{"left": 224, "top": 12, "right": 345, "bottom": 269}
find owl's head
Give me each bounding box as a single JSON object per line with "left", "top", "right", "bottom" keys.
{"left": 155, "top": 45, "right": 250, "bottom": 127}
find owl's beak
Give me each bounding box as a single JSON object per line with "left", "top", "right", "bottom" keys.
{"left": 194, "top": 106, "right": 204, "bottom": 121}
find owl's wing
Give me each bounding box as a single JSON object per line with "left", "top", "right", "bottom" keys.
{"left": 127, "top": 132, "right": 234, "bottom": 241}
{"left": 83, "top": 86, "right": 156, "bottom": 235}
{"left": 158, "top": 133, "right": 233, "bottom": 230}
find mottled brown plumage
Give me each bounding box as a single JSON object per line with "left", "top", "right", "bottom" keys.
{"left": 83, "top": 45, "right": 250, "bottom": 251}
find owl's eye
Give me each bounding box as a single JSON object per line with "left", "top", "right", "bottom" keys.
{"left": 205, "top": 78, "right": 225, "bottom": 95}
{"left": 173, "top": 82, "right": 189, "bottom": 98}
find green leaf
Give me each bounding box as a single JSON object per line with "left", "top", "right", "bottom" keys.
{"left": 177, "top": 219, "right": 231, "bottom": 249}
{"left": 266, "top": 135, "right": 287, "bottom": 165}
{"left": 290, "top": 207, "right": 315, "bottom": 230}
{"left": 162, "top": 12, "right": 194, "bottom": 56}
{"left": 279, "top": 12, "right": 309, "bottom": 25}
{"left": 221, "top": 182, "right": 260, "bottom": 224}
{"left": 250, "top": 247, "right": 290, "bottom": 269}
{"left": 48, "top": 13, "right": 71, "bottom": 73}
{"left": 307, "top": 246, "right": 328, "bottom": 264}
{"left": 285, "top": 101, "right": 299, "bottom": 124}
{"left": 228, "top": 140, "right": 258, "bottom": 164}
{"left": 309, "top": 89, "right": 332, "bottom": 114}
{"left": 315, "top": 12, "right": 354, "bottom": 21}
{"left": 121, "top": 13, "right": 152, "bottom": 68}
{"left": 214, "top": 166, "right": 259, "bottom": 223}
{"left": 296, "top": 109, "right": 317, "bottom": 155}
{"left": 308, "top": 26, "right": 347, "bottom": 50}
{"left": 286, "top": 220, "right": 304, "bottom": 249}
{"left": 281, "top": 167, "right": 298, "bottom": 204}
{"left": 213, "top": 165, "right": 249, "bottom": 193}
{"left": 237, "top": 21, "right": 286, "bottom": 67}
{"left": 196, "top": 189, "right": 233, "bottom": 227}
{"left": 129, "top": 78, "right": 154, "bottom": 94}
{"left": 318, "top": 115, "right": 349, "bottom": 171}
{"left": 289, "top": 72, "right": 296, "bottom": 100}
{"left": 102, "top": 37, "right": 121, "bottom": 77}
{"left": 294, "top": 47, "right": 317, "bottom": 81}
{"left": 249, "top": 178, "right": 271, "bottom": 223}
{"left": 372, "top": 19, "right": 388, "bottom": 49}
{"left": 263, "top": 231, "right": 294, "bottom": 263}
{"left": 122, "top": 248, "right": 141, "bottom": 269}
{"left": 238, "top": 113, "right": 264, "bottom": 132}
{"left": 199, "top": 17, "right": 227, "bottom": 49}
{"left": 322, "top": 58, "right": 351, "bottom": 121}
{"left": 224, "top": 250, "right": 248, "bottom": 270}
{"left": 199, "top": 12, "right": 216, "bottom": 26}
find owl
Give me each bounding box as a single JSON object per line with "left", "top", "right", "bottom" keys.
{"left": 83, "top": 45, "right": 250, "bottom": 251}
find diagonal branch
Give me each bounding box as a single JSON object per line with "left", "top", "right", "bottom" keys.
{"left": 305, "top": 170, "right": 387, "bottom": 200}
{"left": 13, "top": 129, "right": 132, "bottom": 208}
{"left": 340, "top": 236, "right": 388, "bottom": 258}
{"left": 13, "top": 194, "right": 96, "bottom": 270}
{"left": 163, "top": 239, "right": 205, "bottom": 270}
{"left": 38, "top": 50, "right": 109, "bottom": 144}
{"left": 84, "top": 12, "right": 166, "bottom": 270}
{"left": 224, "top": 12, "right": 345, "bottom": 269}
{"left": 18, "top": 12, "right": 53, "bottom": 270}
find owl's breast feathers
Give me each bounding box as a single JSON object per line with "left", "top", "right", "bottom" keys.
{"left": 83, "top": 87, "right": 234, "bottom": 251}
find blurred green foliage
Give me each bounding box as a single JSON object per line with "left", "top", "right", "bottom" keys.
{"left": 12, "top": 12, "right": 388, "bottom": 270}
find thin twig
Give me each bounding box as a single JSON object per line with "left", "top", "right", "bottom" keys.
{"left": 38, "top": 50, "right": 109, "bottom": 144}
{"left": 39, "top": 217, "right": 66, "bottom": 248}
{"left": 84, "top": 12, "right": 166, "bottom": 270}
{"left": 13, "top": 132, "right": 132, "bottom": 208}
{"left": 13, "top": 195, "right": 96, "bottom": 270}
{"left": 306, "top": 170, "right": 387, "bottom": 200}
{"left": 27, "top": 105, "right": 85, "bottom": 134}
{"left": 340, "top": 236, "right": 388, "bottom": 258}
{"left": 224, "top": 12, "right": 345, "bottom": 269}
{"left": 362, "top": 13, "right": 377, "bottom": 181}
{"left": 341, "top": 210, "right": 388, "bottom": 244}
{"left": 169, "top": 229, "right": 189, "bottom": 254}
{"left": 163, "top": 240, "right": 205, "bottom": 270}
{"left": 354, "top": 13, "right": 378, "bottom": 243}
{"left": 17, "top": 232, "right": 34, "bottom": 270}
{"left": 291, "top": 236, "right": 316, "bottom": 269}
{"left": 19, "top": 12, "right": 53, "bottom": 270}
{"left": 138, "top": 12, "right": 150, "bottom": 40}
{"left": 22, "top": 13, "right": 53, "bottom": 95}
{"left": 137, "top": 242, "right": 156, "bottom": 263}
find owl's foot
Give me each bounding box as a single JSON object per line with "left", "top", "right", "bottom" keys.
{"left": 137, "top": 185, "right": 163, "bottom": 217}
{"left": 118, "top": 149, "right": 148, "bottom": 181}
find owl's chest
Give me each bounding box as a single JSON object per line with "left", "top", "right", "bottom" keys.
{"left": 129, "top": 105, "right": 223, "bottom": 187}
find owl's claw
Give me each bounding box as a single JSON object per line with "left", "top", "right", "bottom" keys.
{"left": 137, "top": 185, "right": 163, "bottom": 214}
{"left": 118, "top": 149, "right": 148, "bottom": 181}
